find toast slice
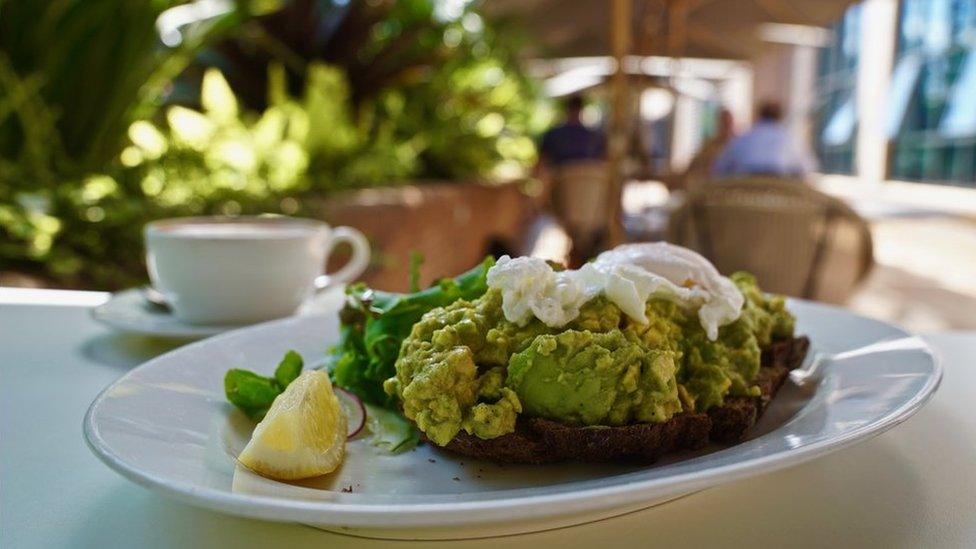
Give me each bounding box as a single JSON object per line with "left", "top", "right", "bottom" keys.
{"left": 440, "top": 336, "right": 810, "bottom": 464}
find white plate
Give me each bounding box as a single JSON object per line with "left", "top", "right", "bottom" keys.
{"left": 83, "top": 301, "right": 941, "bottom": 539}
{"left": 90, "top": 287, "right": 346, "bottom": 339}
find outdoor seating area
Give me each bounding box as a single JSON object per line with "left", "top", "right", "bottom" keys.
{"left": 3, "top": 1, "right": 976, "bottom": 547}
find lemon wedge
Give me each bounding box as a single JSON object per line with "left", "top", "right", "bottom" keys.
{"left": 238, "top": 370, "right": 347, "bottom": 480}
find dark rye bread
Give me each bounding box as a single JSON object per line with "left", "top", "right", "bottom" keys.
{"left": 708, "top": 336, "right": 810, "bottom": 443}
{"left": 440, "top": 336, "right": 810, "bottom": 464}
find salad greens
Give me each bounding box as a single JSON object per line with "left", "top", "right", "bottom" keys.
{"left": 364, "top": 403, "right": 421, "bottom": 453}
{"left": 327, "top": 256, "right": 496, "bottom": 407}
{"left": 225, "top": 350, "right": 304, "bottom": 421}
{"left": 223, "top": 256, "right": 495, "bottom": 424}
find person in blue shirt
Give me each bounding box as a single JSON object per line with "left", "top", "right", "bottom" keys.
{"left": 538, "top": 95, "right": 606, "bottom": 167}
{"left": 536, "top": 95, "right": 607, "bottom": 266}
{"left": 711, "top": 101, "right": 817, "bottom": 179}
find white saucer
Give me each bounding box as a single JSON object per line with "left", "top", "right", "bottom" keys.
{"left": 91, "top": 287, "right": 346, "bottom": 339}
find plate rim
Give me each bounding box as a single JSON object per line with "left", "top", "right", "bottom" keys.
{"left": 82, "top": 300, "right": 943, "bottom": 527}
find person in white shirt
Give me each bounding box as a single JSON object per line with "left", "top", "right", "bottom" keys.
{"left": 711, "top": 101, "right": 817, "bottom": 179}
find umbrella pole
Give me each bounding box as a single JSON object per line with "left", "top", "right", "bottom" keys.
{"left": 607, "top": 0, "right": 632, "bottom": 246}
{"left": 666, "top": 0, "right": 689, "bottom": 175}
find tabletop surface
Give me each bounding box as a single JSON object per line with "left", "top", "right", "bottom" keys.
{"left": 2, "top": 287, "right": 974, "bottom": 549}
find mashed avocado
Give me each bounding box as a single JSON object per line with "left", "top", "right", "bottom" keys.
{"left": 623, "top": 299, "right": 763, "bottom": 411}
{"left": 383, "top": 290, "right": 533, "bottom": 446}
{"left": 507, "top": 330, "right": 681, "bottom": 425}
{"left": 385, "top": 272, "right": 795, "bottom": 446}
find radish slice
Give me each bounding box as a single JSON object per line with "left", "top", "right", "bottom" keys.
{"left": 334, "top": 387, "right": 366, "bottom": 439}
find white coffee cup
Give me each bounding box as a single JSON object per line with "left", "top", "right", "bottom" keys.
{"left": 145, "top": 216, "right": 369, "bottom": 325}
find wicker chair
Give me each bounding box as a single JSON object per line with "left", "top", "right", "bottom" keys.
{"left": 667, "top": 178, "right": 874, "bottom": 303}
{"left": 550, "top": 161, "right": 610, "bottom": 264}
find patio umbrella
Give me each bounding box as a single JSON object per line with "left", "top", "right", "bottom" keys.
{"left": 484, "top": 0, "right": 859, "bottom": 60}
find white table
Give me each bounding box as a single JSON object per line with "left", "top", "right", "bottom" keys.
{"left": 2, "top": 288, "right": 974, "bottom": 548}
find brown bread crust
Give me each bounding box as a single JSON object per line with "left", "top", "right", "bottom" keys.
{"left": 439, "top": 336, "right": 810, "bottom": 464}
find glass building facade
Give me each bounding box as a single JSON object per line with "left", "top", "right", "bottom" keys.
{"left": 889, "top": 0, "right": 976, "bottom": 185}
{"left": 814, "top": 5, "right": 862, "bottom": 175}
{"left": 816, "top": 0, "right": 976, "bottom": 187}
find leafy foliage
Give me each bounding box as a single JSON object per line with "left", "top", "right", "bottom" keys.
{"left": 124, "top": 65, "right": 420, "bottom": 201}
{"left": 0, "top": 0, "right": 240, "bottom": 284}
{"left": 0, "top": 0, "right": 544, "bottom": 289}
{"left": 191, "top": 0, "right": 545, "bottom": 179}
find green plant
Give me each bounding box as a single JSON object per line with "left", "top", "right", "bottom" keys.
{"left": 189, "top": 0, "right": 546, "bottom": 181}
{"left": 0, "top": 0, "right": 546, "bottom": 289}
{"left": 16, "top": 65, "right": 369, "bottom": 288}
{"left": 124, "top": 64, "right": 419, "bottom": 201}
{"left": 0, "top": 0, "right": 251, "bottom": 180}
{"left": 0, "top": 0, "right": 248, "bottom": 280}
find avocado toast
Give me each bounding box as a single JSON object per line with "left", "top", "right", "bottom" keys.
{"left": 383, "top": 243, "right": 808, "bottom": 464}
{"left": 441, "top": 336, "right": 808, "bottom": 463}
{"left": 226, "top": 242, "right": 810, "bottom": 471}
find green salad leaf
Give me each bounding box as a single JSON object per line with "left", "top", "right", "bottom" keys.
{"left": 327, "top": 256, "right": 495, "bottom": 408}
{"left": 274, "top": 350, "right": 304, "bottom": 388}
{"left": 364, "top": 402, "right": 420, "bottom": 453}
{"left": 224, "top": 350, "right": 305, "bottom": 421}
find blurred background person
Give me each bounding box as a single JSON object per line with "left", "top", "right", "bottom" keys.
{"left": 712, "top": 101, "right": 817, "bottom": 180}
{"left": 536, "top": 95, "right": 608, "bottom": 266}
{"left": 537, "top": 94, "right": 606, "bottom": 169}
{"left": 680, "top": 108, "right": 735, "bottom": 189}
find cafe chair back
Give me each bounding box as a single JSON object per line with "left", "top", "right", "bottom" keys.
{"left": 667, "top": 177, "right": 874, "bottom": 303}
{"left": 551, "top": 160, "right": 610, "bottom": 263}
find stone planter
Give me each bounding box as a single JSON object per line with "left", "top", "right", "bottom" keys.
{"left": 308, "top": 180, "right": 540, "bottom": 292}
